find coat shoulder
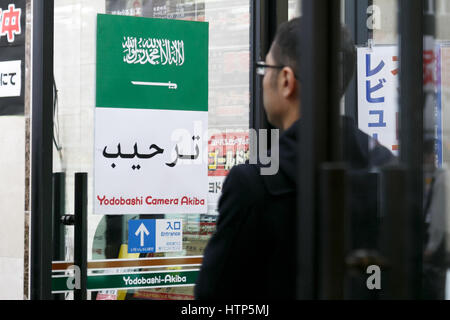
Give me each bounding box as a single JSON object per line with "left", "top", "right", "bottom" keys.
{"left": 219, "top": 164, "right": 266, "bottom": 207}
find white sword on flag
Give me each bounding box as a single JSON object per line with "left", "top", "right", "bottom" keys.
{"left": 132, "top": 81, "right": 178, "bottom": 90}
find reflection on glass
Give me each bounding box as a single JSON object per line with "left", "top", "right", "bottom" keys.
{"left": 423, "top": 138, "right": 447, "bottom": 299}
{"left": 348, "top": 0, "right": 450, "bottom": 300}
{"left": 426, "top": 0, "right": 450, "bottom": 300}
{"left": 367, "top": 0, "right": 450, "bottom": 300}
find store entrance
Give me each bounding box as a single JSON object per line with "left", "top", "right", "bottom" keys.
{"left": 29, "top": 0, "right": 450, "bottom": 300}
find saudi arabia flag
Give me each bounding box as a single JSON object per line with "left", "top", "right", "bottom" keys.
{"left": 94, "top": 14, "right": 209, "bottom": 215}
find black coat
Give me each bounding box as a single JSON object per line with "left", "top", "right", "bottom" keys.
{"left": 195, "top": 118, "right": 395, "bottom": 300}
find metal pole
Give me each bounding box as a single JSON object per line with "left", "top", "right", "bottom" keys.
{"left": 399, "top": 0, "right": 424, "bottom": 299}
{"left": 30, "top": 0, "right": 54, "bottom": 300}
{"left": 74, "top": 173, "right": 88, "bottom": 300}
{"left": 298, "top": 0, "right": 342, "bottom": 299}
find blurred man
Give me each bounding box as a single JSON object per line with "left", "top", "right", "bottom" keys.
{"left": 195, "top": 17, "right": 394, "bottom": 299}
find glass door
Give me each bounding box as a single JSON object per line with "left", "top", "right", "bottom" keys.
{"left": 29, "top": 0, "right": 450, "bottom": 300}
{"left": 297, "top": 0, "right": 450, "bottom": 300}
{"left": 50, "top": 0, "right": 251, "bottom": 300}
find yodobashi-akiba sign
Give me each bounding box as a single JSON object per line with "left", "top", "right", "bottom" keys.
{"left": 94, "top": 14, "right": 209, "bottom": 215}
{"left": 0, "top": 1, "right": 25, "bottom": 115}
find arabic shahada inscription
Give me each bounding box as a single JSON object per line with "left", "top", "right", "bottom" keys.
{"left": 122, "top": 36, "right": 185, "bottom": 66}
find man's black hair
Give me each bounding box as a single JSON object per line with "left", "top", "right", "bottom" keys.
{"left": 271, "top": 17, "right": 356, "bottom": 98}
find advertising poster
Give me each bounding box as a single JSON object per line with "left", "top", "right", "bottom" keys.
{"left": 0, "top": 0, "right": 25, "bottom": 115}
{"left": 94, "top": 14, "right": 209, "bottom": 215}
{"left": 357, "top": 46, "right": 399, "bottom": 155}
{"left": 207, "top": 131, "right": 249, "bottom": 214}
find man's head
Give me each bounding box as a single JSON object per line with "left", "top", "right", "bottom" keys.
{"left": 261, "top": 17, "right": 356, "bottom": 130}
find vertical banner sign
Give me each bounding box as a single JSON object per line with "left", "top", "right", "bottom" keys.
{"left": 0, "top": 0, "right": 25, "bottom": 115}
{"left": 423, "top": 36, "right": 440, "bottom": 167}
{"left": 436, "top": 42, "right": 450, "bottom": 167}
{"left": 95, "top": 14, "right": 209, "bottom": 215}
{"left": 357, "top": 46, "right": 399, "bottom": 155}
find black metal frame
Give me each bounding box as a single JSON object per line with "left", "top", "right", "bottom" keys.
{"left": 399, "top": 0, "right": 424, "bottom": 299}
{"left": 345, "top": 0, "right": 372, "bottom": 120}
{"left": 30, "top": 0, "right": 54, "bottom": 300}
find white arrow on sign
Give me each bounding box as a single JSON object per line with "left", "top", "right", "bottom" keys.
{"left": 135, "top": 223, "right": 150, "bottom": 247}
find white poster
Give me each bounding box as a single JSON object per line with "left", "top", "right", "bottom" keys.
{"left": 357, "top": 46, "right": 399, "bottom": 155}
{"left": 94, "top": 108, "right": 208, "bottom": 215}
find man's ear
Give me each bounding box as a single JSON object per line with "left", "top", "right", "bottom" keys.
{"left": 280, "top": 67, "right": 297, "bottom": 99}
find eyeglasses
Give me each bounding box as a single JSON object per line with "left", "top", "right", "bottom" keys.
{"left": 255, "top": 61, "right": 284, "bottom": 76}
{"left": 255, "top": 61, "right": 299, "bottom": 79}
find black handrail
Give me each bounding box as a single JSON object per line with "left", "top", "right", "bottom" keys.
{"left": 298, "top": 0, "right": 342, "bottom": 299}
{"left": 74, "top": 173, "right": 88, "bottom": 300}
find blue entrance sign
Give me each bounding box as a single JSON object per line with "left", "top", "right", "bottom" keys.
{"left": 128, "top": 219, "right": 183, "bottom": 254}
{"left": 128, "top": 219, "right": 156, "bottom": 253}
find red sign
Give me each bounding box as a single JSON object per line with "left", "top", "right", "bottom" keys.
{"left": 208, "top": 132, "right": 249, "bottom": 177}
{"left": 0, "top": 4, "right": 21, "bottom": 43}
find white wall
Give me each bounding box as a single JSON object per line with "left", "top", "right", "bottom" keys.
{"left": 0, "top": 116, "right": 25, "bottom": 300}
